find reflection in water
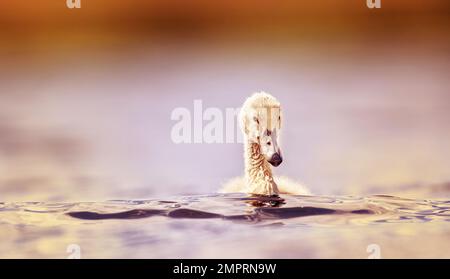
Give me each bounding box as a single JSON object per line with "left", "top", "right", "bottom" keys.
{"left": 1, "top": 194, "right": 449, "bottom": 258}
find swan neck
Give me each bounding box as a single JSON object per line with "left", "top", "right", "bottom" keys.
{"left": 243, "top": 139, "right": 279, "bottom": 196}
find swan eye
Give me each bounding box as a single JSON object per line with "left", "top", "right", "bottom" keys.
{"left": 267, "top": 141, "right": 271, "bottom": 146}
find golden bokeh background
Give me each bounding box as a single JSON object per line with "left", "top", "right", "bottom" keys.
{"left": 0, "top": 1, "right": 449, "bottom": 201}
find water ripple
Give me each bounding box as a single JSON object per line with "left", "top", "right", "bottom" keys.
{"left": 1, "top": 194, "right": 449, "bottom": 226}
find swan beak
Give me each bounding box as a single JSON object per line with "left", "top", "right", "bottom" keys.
{"left": 268, "top": 153, "right": 283, "bottom": 167}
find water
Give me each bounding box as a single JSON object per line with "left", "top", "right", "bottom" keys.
{"left": 1, "top": 193, "right": 449, "bottom": 258}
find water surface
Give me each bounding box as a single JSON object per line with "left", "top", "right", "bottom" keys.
{"left": 1, "top": 194, "right": 449, "bottom": 258}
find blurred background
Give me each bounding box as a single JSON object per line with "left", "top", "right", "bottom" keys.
{"left": 1, "top": 0, "right": 449, "bottom": 201}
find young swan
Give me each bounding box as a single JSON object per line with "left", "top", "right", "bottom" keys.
{"left": 221, "top": 92, "right": 310, "bottom": 196}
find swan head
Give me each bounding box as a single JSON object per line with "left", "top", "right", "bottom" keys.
{"left": 240, "top": 92, "right": 283, "bottom": 167}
